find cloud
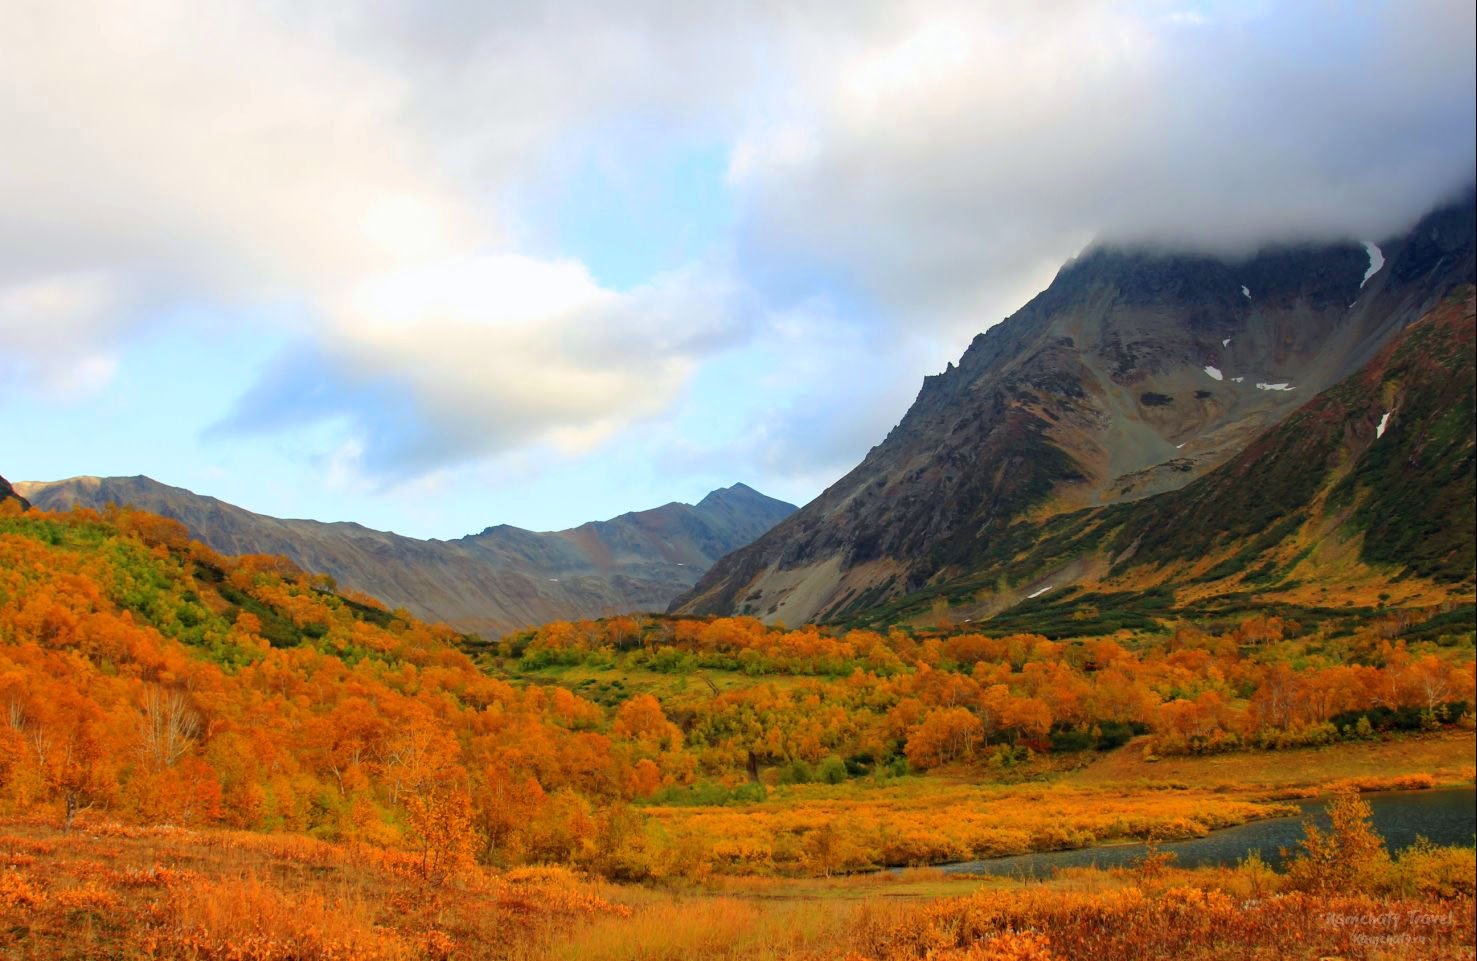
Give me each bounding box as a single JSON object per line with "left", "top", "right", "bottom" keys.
{"left": 655, "top": 293, "right": 932, "bottom": 500}
{"left": 2, "top": 0, "right": 767, "bottom": 475}
{"left": 729, "top": 0, "right": 1477, "bottom": 341}
{"left": 0, "top": 2, "right": 479, "bottom": 293}
{"left": 3, "top": 0, "right": 1473, "bottom": 504}
{"left": 0, "top": 271, "right": 130, "bottom": 399}
{"left": 212, "top": 257, "right": 754, "bottom": 475}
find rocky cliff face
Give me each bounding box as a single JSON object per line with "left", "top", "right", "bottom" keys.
{"left": 1111, "top": 285, "right": 1476, "bottom": 586}
{"left": 16, "top": 476, "right": 794, "bottom": 636}
{"left": 858, "top": 284, "right": 1476, "bottom": 632}
{"left": 673, "top": 194, "right": 1475, "bottom": 625}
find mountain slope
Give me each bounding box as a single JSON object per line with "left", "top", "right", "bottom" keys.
{"left": 1111, "top": 286, "right": 1476, "bottom": 586}
{"left": 674, "top": 194, "right": 1475, "bottom": 625}
{"left": 852, "top": 284, "right": 1476, "bottom": 633}
{"left": 16, "top": 476, "right": 794, "bottom": 635}
{"left": 0, "top": 475, "right": 27, "bottom": 509}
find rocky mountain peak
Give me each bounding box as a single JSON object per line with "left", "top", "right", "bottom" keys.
{"left": 673, "top": 192, "right": 1475, "bottom": 626}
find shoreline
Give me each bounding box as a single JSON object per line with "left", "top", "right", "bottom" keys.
{"left": 926, "top": 783, "right": 1477, "bottom": 876}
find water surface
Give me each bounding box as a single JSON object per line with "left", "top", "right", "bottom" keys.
{"left": 939, "top": 786, "right": 1476, "bottom": 877}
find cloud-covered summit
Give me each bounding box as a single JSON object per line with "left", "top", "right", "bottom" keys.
{"left": 729, "top": 0, "right": 1476, "bottom": 340}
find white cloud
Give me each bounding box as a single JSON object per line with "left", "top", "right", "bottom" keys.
{"left": 0, "top": 271, "right": 129, "bottom": 398}
{"left": 729, "top": 0, "right": 1476, "bottom": 342}
{"left": 215, "top": 257, "right": 753, "bottom": 475}
{"left": 2, "top": 0, "right": 1472, "bottom": 502}
{"left": 2, "top": 0, "right": 764, "bottom": 475}
{"left": 0, "top": 272, "right": 122, "bottom": 346}
{"left": 1, "top": 2, "right": 477, "bottom": 292}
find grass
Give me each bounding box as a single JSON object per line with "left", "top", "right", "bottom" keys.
{"left": 507, "top": 898, "right": 854, "bottom": 961}
{"left": 506, "top": 660, "right": 818, "bottom": 707}
{"left": 0, "top": 822, "right": 631, "bottom": 960}
{"left": 5, "top": 776, "right": 1473, "bottom": 960}
{"left": 1065, "top": 729, "right": 1477, "bottom": 795}
{"left": 629, "top": 731, "right": 1475, "bottom": 876}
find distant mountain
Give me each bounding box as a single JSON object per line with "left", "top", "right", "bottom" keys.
{"left": 674, "top": 194, "right": 1475, "bottom": 626}
{"left": 16, "top": 476, "right": 795, "bottom": 636}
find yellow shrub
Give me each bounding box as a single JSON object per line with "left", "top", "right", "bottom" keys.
{"left": 51, "top": 882, "right": 122, "bottom": 911}
{"left": 1393, "top": 841, "right": 1477, "bottom": 899}
{"left": 0, "top": 869, "right": 45, "bottom": 909}
{"left": 139, "top": 875, "right": 413, "bottom": 961}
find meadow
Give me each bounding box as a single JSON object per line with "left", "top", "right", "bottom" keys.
{"left": 3, "top": 792, "right": 1473, "bottom": 960}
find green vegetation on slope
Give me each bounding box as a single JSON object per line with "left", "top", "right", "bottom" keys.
{"left": 846, "top": 287, "right": 1476, "bottom": 630}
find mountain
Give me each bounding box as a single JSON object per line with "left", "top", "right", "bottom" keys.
{"left": 674, "top": 194, "right": 1475, "bottom": 626}
{"left": 15, "top": 476, "right": 795, "bottom": 636}
{"left": 0, "top": 475, "right": 27, "bottom": 509}
{"left": 851, "top": 284, "right": 1476, "bottom": 634}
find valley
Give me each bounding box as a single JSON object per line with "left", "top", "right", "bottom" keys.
{"left": 0, "top": 492, "right": 1472, "bottom": 957}
{"left": 3, "top": 198, "right": 1473, "bottom": 961}
{"left": 6, "top": 5, "right": 1475, "bottom": 958}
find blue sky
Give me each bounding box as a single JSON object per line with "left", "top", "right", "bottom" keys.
{"left": 2, "top": 1, "right": 1473, "bottom": 538}
{"left": 530, "top": 139, "right": 737, "bottom": 290}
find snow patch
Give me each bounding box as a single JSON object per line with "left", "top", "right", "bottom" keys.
{"left": 1241, "top": 285, "right": 1251, "bottom": 299}
{"left": 1376, "top": 411, "right": 1391, "bottom": 438}
{"left": 1175, "top": 443, "right": 1185, "bottom": 449}
{"left": 1256, "top": 382, "right": 1295, "bottom": 391}
{"left": 1361, "top": 241, "right": 1384, "bottom": 288}
{"left": 1231, "top": 376, "right": 1245, "bottom": 383}
{"left": 1222, "top": 338, "right": 1231, "bottom": 347}
{"left": 1025, "top": 585, "right": 1054, "bottom": 600}
{"left": 1203, "top": 366, "right": 1223, "bottom": 381}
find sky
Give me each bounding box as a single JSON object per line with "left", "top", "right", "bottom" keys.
{"left": 2, "top": 0, "right": 1473, "bottom": 538}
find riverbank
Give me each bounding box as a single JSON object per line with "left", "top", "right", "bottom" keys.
{"left": 4, "top": 734, "right": 1471, "bottom": 959}
{"left": 639, "top": 729, "right": 1476, "bottom": 876}
{"left": 4, "top": 803, "right": 1473, "bottom": 960}
{"left": 1067, "top": 729, "right": 1477, "bottom": 797}
{"left": 935, "top": 785, "right": 1476, "bottom": 877}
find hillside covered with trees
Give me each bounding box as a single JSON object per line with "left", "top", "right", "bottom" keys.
{"left": 2, "top": 500, "right": 1472, "bottom": 878}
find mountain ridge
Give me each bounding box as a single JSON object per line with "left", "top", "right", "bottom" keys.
{"left": 673, "top": 192, "right": 1475, "bottom": 626}
{"left": 16, "top": 475, "right": 795, "bottom": 636}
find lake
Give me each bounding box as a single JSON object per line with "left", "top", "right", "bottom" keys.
{"left": 938, "top": 786, "right": 1476, "bottom": 877}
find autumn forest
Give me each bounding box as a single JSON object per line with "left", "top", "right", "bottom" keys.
{"left": 1, "top": 497, "right": 1473, "bottom": 959}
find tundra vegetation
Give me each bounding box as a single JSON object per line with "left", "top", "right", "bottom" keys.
{"left": 1, "top": 502, "right": 1473, "bottom": 958}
